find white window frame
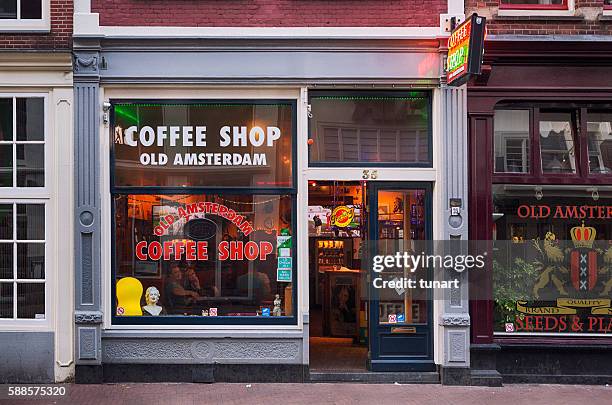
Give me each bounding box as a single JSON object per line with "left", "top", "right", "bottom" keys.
{"left": 497, "top": 0, "right": 575, "bottom": 17}
{"left": 0, "top": 95, "right": 50, "bottom": 198}
{"left": 0, "top": 93, "right": 51, "bottom": 330}
{"left": 0, "top": 0, "right": 50, "bottom": 32}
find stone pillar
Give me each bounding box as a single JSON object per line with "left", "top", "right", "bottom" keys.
{"left": 439, "top": 84, "right": 472, "bottom": 385}
{"left": 73, "top": 41, "right": 103, "bottom": 383}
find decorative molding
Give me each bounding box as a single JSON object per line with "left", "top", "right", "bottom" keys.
{"left": 73, "top": 52, "right": 100, "bottom": 76}
{"left": 102, "top": 339, "right": 302, "bottom": 364}
{"left": 75, "top": 311, "right": 103, "bottom": 324}
{"left": 78, "top": 327, "right": 98, "bottom": 360}
{"left": 440, "top": 314, "right": 471, "bottom": 326}
{"left": 214, "top": 342, "right": 299, "bottom": 360}
{"left": 97, "top": 26, "right": 444, "bottom": 40}
{"left": 448, "top": 331, "right": 467, "bottom": 363}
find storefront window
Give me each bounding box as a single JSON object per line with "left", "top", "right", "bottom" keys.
{"left": 540, "top": 112, "right": 576, "bottom": 174}
{"left": 494, "top": 109, "right": 530, "bottom": 173}
{"left": 492, "top": 185, "right": 612, "bottom": 334}
{"left": 113, "top": 101, "right": 294, "bottom": 188}
{"left": 587, "top": 111, "right": 612, "bottom": 174}
{"left": 111, "top": 100, "right": 297, "bottom": 324}
{"left": 308, "top": 92, "right": 431, "bottom": 166}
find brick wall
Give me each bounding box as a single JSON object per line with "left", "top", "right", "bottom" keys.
{"left": 467, "top": 0, "right": 612, "bottom": 35}
{"left": 0, "top": 0, "right": 73, "bottom": 50}
{"left": 92, "top": 0, "right": 447, "bottom": 27}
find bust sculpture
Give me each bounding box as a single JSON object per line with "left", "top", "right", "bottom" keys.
{"left": 142, "top": 286, "right": 164, "bottom": 316}
{"left": 273, "top": 294, "right": 282, "bottom": 316}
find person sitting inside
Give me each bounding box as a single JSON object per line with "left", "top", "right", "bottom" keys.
{"left": 183, "top": 265, "right": 202, "bottom": 294}
{"left": 164, "top": 264, "right": 200, "bottom": 310}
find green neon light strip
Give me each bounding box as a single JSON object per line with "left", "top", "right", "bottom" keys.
{"left": 114, "top": 103, "right": 290, "bottom": 108}
{"left": 311, "top": 96, "right": 426, "bottom": 101}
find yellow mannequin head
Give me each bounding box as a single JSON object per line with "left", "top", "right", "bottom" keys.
{"left": 116, "top": 277, "right": 143, "bottom": 316}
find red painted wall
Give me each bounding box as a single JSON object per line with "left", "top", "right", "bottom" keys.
{"left": 92, "top": 0, "right": 446, "bottom": 27}
{"left": 467, "top": 0, "right": 612, "bottom": 35}
{"left": 0, "top": 0, "right": 72, "bottom": 50}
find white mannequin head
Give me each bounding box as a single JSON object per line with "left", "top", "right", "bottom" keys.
{"left": 145, "top": 286, "right": 160, "bottom": 306}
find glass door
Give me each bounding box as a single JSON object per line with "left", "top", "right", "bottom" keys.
{"left": 367, "top": 182, "right": 434, "bottom": 372}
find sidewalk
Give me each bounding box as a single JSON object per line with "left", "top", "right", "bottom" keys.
{"left": 1, "top": 383, "right": 609, "bottom": 405}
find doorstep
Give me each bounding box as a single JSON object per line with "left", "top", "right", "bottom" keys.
{"left": 308, "top": 370, "right": 440, "bottom": 384}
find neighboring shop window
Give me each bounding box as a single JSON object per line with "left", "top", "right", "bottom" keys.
{"left": 308, "top": 92, "right": 431, "bottom": 166}
{"left": 0, "top": 96, "right": 47, "bottom": 321}
{"left": 494, "top": 105, "right": 612, "bottom": 177}
{"left": 499, "top": 0, "right": 567, "bottom": 10}
{"left": 492, "top": 185, "right": 612, "bottom": 334}
{"left": 111, "top": 100, "right": 297, "bottom": 325}
{"left": 492, "top": 103, "right": 611, "bottom": 334}
{"left": 587, "top": 111, "right": 612, "bottom": 174}
{"left": 494, "top": 109, "right": 530, "bottom": 173}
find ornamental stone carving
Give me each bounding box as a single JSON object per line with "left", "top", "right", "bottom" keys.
{"left": 73, "top": 53, "right": 100, "bottom": 75}
{"left": 213, "top": 341, "right": 300, "bottom": 360}
{"left": 74, "top": 311, "right": 103, "bottom": 324}
{"left": 440, "top": 314, "right": 471, "bottom": 327}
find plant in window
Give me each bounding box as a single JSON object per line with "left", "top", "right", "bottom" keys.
{"left": 493, "top": 257, "right": 541, "bottom": 329}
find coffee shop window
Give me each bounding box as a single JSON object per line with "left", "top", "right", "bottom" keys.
{"left": 110, "top": 100, "right": 297, "bottom": 325}
{"left": 113, "top": 193, "right": 295, "bottom": 323}
{"left": 308, "top": 91, "right": 432, "bottom": 167}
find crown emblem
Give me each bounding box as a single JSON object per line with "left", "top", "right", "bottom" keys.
{"left": 570, "top": 221, "right": 596, "bottom": 249}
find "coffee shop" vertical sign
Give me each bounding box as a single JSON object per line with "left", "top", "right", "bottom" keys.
{"left": 446, "top": 14, "right": 487, "bottom": 87}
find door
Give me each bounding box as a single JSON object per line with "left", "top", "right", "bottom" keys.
{"left": 367, "top": 182, "right": 435, "bottom": 372}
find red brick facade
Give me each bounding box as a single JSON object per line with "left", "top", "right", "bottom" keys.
{"left": 0, "top": 0, "right": 73, "bottom": 50}
{"left": 92, "top": 0, "right": 447, "bottom": 27}
{"left": 467, "top": 0, "right": 612, "bottom": 35}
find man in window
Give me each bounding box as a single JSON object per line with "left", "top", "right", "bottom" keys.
{"left": 164, "top": 264, "right": 200, "bottom": 311}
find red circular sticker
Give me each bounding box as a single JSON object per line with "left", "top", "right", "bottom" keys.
{"left": 117, "top": 307, "right": 125, "bottom": 315}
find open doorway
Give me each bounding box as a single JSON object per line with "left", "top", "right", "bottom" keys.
{"left": 308, "top": 180, "right": 368, "bottom": 371}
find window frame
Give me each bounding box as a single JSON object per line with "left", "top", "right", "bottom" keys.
{"left": 492, "top": 104, "right": 612, "bottom": 186}
{"left": 108, "top": 99, "right": 299, "bottom": 326}
{"left": 307, "top": 90, "right": 433, "bottom": 168}
{"left": 0, "top": 93, "right": 50, "bottom": 329}
{"left": 0, "top": 0, "right": 50, "bottom": 32}
{"left": 0, "top": 201, "right": 48, "bottom": 325}
{"left": 0, "top": 95, "right": 49, "bottom": 197}
{"left": 498, "top": 0, "right": 568, "bottom": 10}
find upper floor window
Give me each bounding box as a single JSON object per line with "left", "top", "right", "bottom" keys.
{"left": 0, "top": 0, "right": 49, "bottom": 32}
{"left": 493, "top": 104, "right": 612, "bottom": 180}
{"left": 499, "top": 0, "right": 568, "bottom": 9}
{"left": 0, "top": 97, "right": 45, "bottom": 188}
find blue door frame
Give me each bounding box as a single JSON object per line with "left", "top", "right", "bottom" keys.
{"left": 367, "top": 181, "right": 435, "bottom": 372}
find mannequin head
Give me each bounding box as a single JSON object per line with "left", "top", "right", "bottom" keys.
{"left": 145, "top": 286, "right": 160, "bottom": 306}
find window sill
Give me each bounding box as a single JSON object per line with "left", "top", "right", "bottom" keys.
{"left": 496, "top": 10, "right": 580, "bottom": 19}
{"left": 0, "top": 20, "right": 50, "bottom": 33}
